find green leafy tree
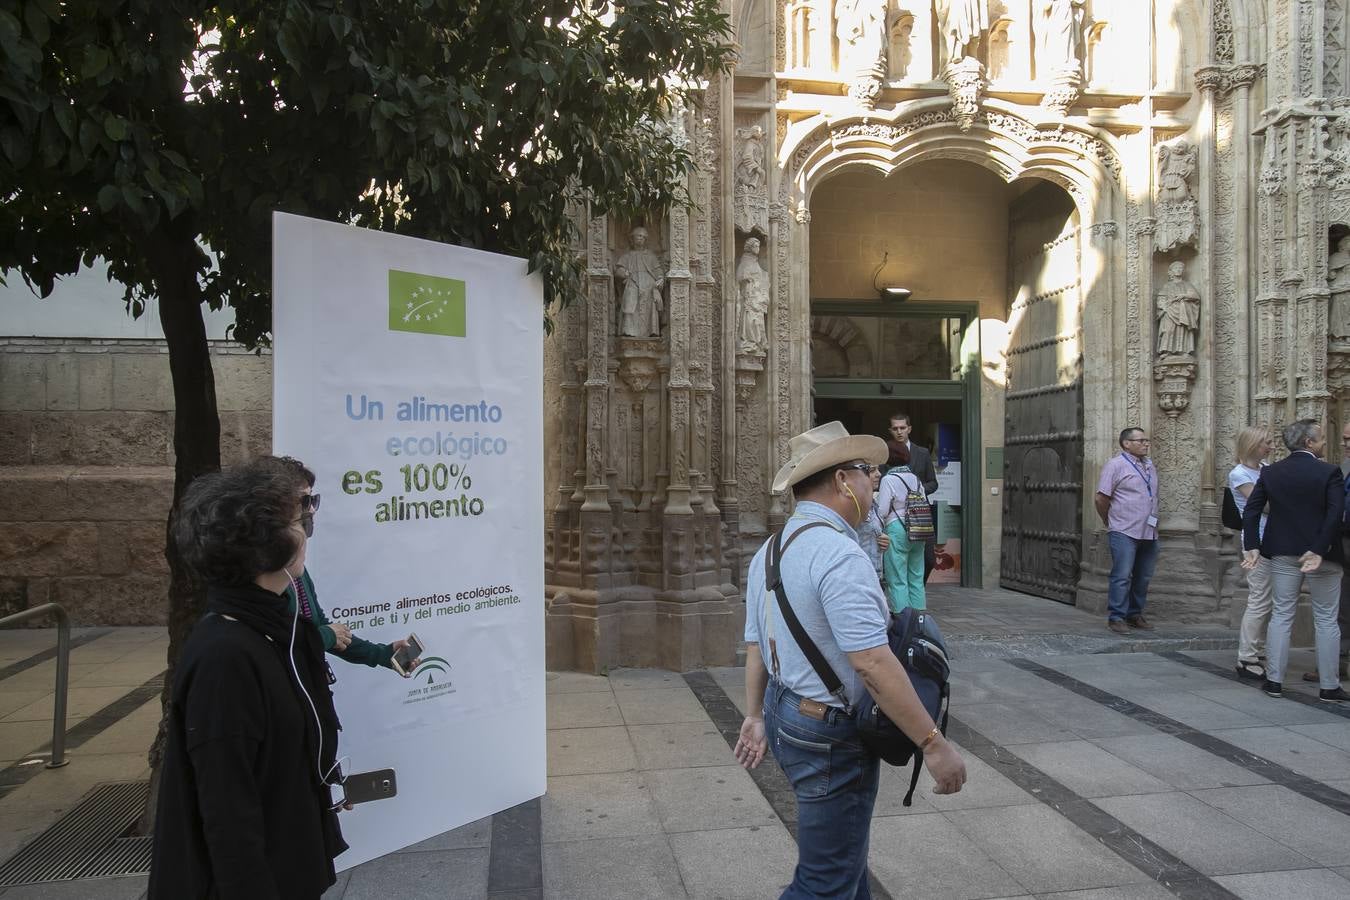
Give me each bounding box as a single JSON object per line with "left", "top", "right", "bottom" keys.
{"left": 1, "top": 0, "right": 730, "bottom": 827}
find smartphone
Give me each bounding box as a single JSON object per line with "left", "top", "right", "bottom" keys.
{"left": 343, "top": 768, "right": 397, "bottom": 805}
{"left": 390, "top": 633, "right": 425, "bottom": 676}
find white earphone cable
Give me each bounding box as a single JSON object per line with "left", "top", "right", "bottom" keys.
{"left": 284, "top": 568, "right": 344, "bottom": 793}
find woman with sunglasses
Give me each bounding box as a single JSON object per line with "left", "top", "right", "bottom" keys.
{"left": 150, "top": 460, "right": 346, "bottom": 898}
{"left": 259, "top": 456, "right": 419, "bottom": 676}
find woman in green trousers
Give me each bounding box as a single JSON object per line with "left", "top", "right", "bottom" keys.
{"left": 878, "top": 441, "right": 928, "bottom": 612}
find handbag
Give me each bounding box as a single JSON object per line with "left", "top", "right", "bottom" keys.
{"left": 765, "top": 526, "right": 951, "bottom": 806}
{"left": 1221, "top": 487, "right": 1243, "bottom": 531}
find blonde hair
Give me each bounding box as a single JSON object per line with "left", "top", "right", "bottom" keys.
{"left": 1234, "top": 425, "right": 1272, "bottom": 465}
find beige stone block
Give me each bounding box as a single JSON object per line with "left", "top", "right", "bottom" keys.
{"left": 70, "top": 466, "right": 173, "bottom": 521}
{"left": 96, "top": 523, "right": 131, "bottom": 575}
{"left": 111, "top": 353, "right": 173, "bottom": 410}
{"left": 0, "top": 523, "right": 101, "bottom": 577}
{"left": 0, "top": 466, "right": 73, "bottom": 521}
{"left": 125, "top": 522, "right": 169, "bottom": 576}
{"left": 214, "top": 355, "right": 272, "bottom": 412}
{"left": 0, "top": 355, "right": 45, "bottom": 411}
{"left": 31, "top": 412, "right": 172, "bottom": 465}
{"left": 219, "top": 410, "right": 272, "bottom": 464}
{"left": 78, "top": 354, "right": 113, "bottom": 410}
{"left": 44, "top": 355, "right": 79, "bottom": 411}
{"left": 0, "top": 412, "right": 31, "bottom": 464}
{"left": 51, "top": 574, "right": 168, "bottom": 626}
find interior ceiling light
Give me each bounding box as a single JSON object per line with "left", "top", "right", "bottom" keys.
{"left": 871, "top": 252, "right": 911, "bottom": 302}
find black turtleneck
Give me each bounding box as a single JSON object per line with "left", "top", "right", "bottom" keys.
{"left": 149, "top": 582, "right": 347, "bottom": 900}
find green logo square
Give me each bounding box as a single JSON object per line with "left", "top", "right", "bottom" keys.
{"left": 388, "top": 269, "right": 466, "bottom": 337}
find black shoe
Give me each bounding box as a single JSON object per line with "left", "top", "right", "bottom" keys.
{"left": 1319, "top": 687, "right": 1350, "bottom": 703}
{"left": 1236, "top": 661, "right": 1265, "bottom": 681}
{"left": 1262, "top": 680, "right": 1282, "bottom": 698}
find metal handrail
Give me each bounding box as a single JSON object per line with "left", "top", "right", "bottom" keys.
{"left": 0, "top": 603, "right": 71, "bottom": 768}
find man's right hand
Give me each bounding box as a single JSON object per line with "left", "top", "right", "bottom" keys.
{"left": 330, "top": 622, "right": 353, "bottom": 651}
{"left": 1241, "top": 549, "right": 1260, "bottom": 570}
{"left": 1300, "top": 551, "right": 1324, "bottom": 573}
{"left": 924, "top": 736, "right": 966, "bottom": 795}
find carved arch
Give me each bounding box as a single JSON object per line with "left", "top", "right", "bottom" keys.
{"left": 779, "top": 99, "right": 1126, "bottom": 213}
{"left": 768, "top": 98, "right": 1131, "bottom": 483}
{"left": 810, "top": 315, "right": 875, "bottom": 378}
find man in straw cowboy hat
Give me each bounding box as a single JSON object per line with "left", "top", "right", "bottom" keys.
{"left": 733, "top": 422, "right": 967, "bottom": 898}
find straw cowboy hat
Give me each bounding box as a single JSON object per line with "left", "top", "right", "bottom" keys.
{"left": 771, "top": 421, "right": 888, "bottom": 493}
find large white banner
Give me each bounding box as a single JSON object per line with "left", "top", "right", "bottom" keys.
{"left": 272, "top": 212, "right": 545, "bottom": 869}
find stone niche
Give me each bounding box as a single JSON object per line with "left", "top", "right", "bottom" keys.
{"left": 543, "top": 106, "right": 745, "bottom": 672}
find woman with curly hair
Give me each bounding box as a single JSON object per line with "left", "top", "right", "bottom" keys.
{"left": 149, "top": 460, "right": 346, "bottom": 900}
{"left": 254, "top": 455, "right": 418, "bottom": 676}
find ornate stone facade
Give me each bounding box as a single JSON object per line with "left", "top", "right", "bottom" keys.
{"left": 543, "top": 1, "right": 1347, "bottom": 670}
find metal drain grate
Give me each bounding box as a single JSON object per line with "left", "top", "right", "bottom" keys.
{"left": 0, "top": 781, "right": 151, "bottom": 885}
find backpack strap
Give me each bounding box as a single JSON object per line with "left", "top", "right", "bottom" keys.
{"left": 903, "top": 681, "right": 950, "bottom": 806}
{"left": 764, "top": 522, "right": 853, "bottom": 711}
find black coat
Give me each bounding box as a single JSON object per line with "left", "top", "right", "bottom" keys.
{"left": 149, "top": 583, "right": 346, "bottom": 900}
{"left": 908, "top": 442, "right": 939, "bottom": 497}
{"left": 1243, "top": 450, "right": 1346, "bottom": 562}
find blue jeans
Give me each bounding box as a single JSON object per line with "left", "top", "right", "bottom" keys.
{"left": 764, "top": 680, "right": 879, "bottom": 899}
{"left": 1107, "top": 531, "right": 1159, "bottom": 622}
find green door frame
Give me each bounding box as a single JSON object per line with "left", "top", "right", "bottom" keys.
{"left": 811, "top": 300, "right": 983, "bottom": 587}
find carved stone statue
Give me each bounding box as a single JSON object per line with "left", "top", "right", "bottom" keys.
{"left": 1034, "top": 0, "right": 1085, "bottom": 113}
{"left": 1154, "top": 140, "right": 1200, "bottom": 253}
{"left": 936, "top": 0, "right": 989, "bottom": 65}
{"left": 835, "top": 0, "right": 887, "bottom": 107}
{"left": 616, "top": 227, "right": 666, "bottom": 338}
{"left": 1329, "top": 236, "right": 1350, "bottom": 339}
{"left": 1156, "top": 261, "right": 1201, "bottom": 357}
{"left": 1034, "top": 0, "right": 1085, "bottom": 73}
{"left": 737, "top": 238, "right": 770, "bottom": 355}
{"left": 734, "top": 126, "right": 769, "bottom": 235}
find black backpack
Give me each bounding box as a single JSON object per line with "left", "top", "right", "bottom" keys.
{"left": 1221, "top": 487, "right": 1243, "bottom": 531}
{"left": 765, "top": 524, "right": 951, "bottom": 806}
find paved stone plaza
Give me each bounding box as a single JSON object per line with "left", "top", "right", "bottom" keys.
{"left": 1, "top": 588, "right": 1349, "bottom": 899}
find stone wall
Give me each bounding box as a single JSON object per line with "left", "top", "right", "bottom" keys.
{"left": 0, "top": 338, "right": 272, "bottom": 625}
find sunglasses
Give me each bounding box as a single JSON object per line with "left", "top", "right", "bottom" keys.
{"left": 301, "top": 493, "right": 321, "bottom": 512}
{"left": 837, "top": 463, "right": 879, "bottom": 476}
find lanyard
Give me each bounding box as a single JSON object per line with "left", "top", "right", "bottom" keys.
{"left": 1124, "top": 455, "right": 1152, "bottom": 498}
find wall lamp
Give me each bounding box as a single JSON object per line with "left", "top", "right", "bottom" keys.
{"left": 871, "top": 252, "right": 911, "bottom": 302}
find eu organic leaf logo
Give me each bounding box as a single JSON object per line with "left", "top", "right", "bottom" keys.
{"left": 388, "top": 270, "right": 466, "bottom": 337}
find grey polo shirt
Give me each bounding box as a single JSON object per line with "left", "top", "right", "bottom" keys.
{"left": 744, "top": 501, "right": 891, "bottom": 708}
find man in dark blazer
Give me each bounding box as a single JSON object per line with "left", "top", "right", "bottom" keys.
{"left": 888, "top": 413, "right": 940, "bottom": 581}
{"left": 1242, "top": 419, "right": 1349, "bottom": 702}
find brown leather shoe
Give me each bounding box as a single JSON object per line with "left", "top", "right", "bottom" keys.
{"left": 1125, "top": 614, "right": 1155, "bottom": 631}
{"left": 1108, "top": 619, "right": 1130, "bottom": 635}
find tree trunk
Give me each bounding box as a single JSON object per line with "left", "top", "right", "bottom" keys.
{"left": 135, "top": 229, "right": 222, "bottom": 835}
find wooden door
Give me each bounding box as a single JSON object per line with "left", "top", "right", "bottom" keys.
{"left": 1000, "top": 184, "right": 1083, "bottom": 603}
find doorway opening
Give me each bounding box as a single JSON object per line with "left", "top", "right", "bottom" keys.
{"left": 806, "top": 160, "right": 1084, "bottom": 601}
{"left": 811, "top": 302, "right": 980, "bottom": 586}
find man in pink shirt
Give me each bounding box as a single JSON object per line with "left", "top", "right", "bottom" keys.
{"left": 1094, "top": 427, "right": 1161, "bottom": 635}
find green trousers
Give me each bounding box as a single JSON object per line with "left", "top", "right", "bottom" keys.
{"left": 883, "top": 518, "right": 926, "bottom": 613}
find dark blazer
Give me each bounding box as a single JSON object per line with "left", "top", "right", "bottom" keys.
{"left": 908, "top": 442, "right": 939, "bottom": 496}
{"left": 1243, "top": 450, "right": 1346, "bottom": 562}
